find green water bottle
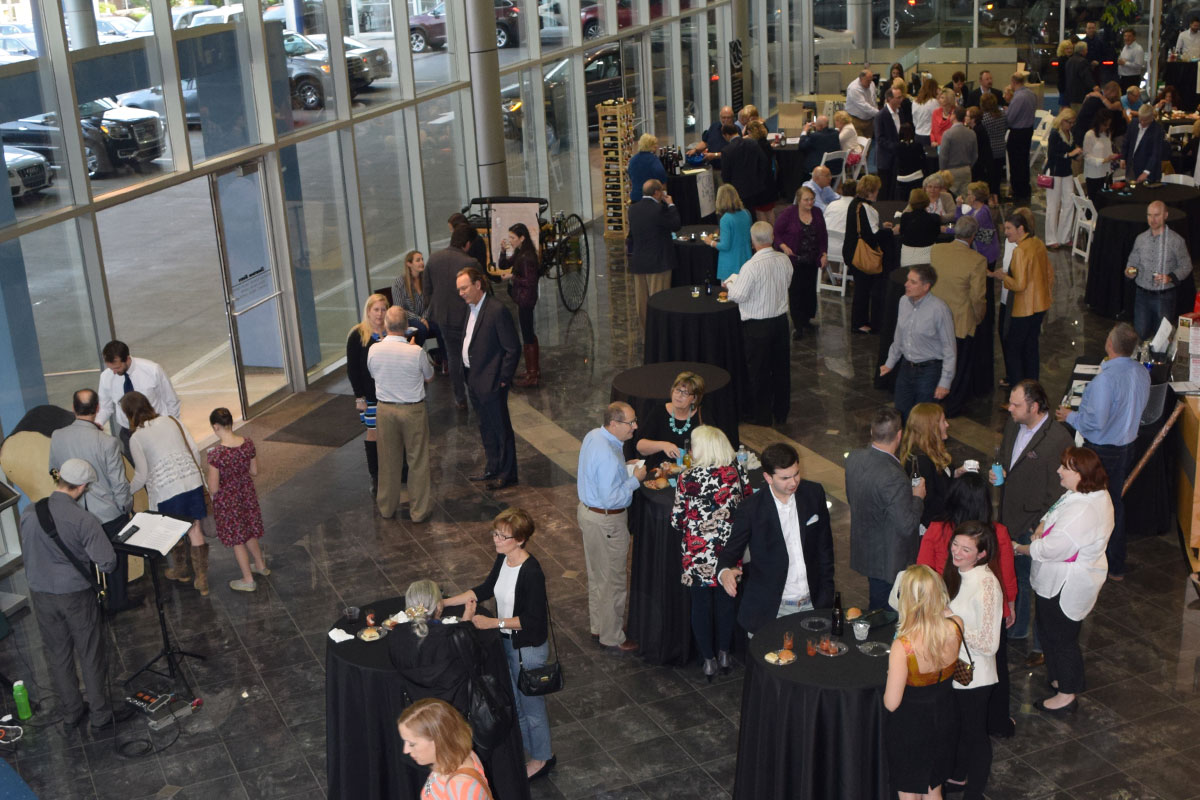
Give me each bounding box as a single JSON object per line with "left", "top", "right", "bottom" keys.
{"left": 13, "top": 680, "right": 31, "bottom": 720}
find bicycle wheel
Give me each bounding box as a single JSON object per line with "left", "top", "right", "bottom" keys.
{"left": 555, "top": 213, "right": 590, "bottom": 312}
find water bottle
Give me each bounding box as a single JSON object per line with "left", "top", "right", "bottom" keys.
{"left": 737, "top": 445, "right": 748, "bottom": 467}
{"left": 991, "top": 449, "right": 1005, "bottom": 486}
{"left": 13, "top": 680, "right": 31, "bottom": 721}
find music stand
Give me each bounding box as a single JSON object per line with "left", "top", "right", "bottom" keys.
{"left": 113, "top": 514, "right": 205, "bottom": 687}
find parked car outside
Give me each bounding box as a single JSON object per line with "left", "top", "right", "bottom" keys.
{"left": 6, "top": 145, "right": 54, "bottom": 199}
{"left": 281, "top": 29, "right": 370, "bottom": 109}
{"left": 128, "top": 5, "right": 216, "bottom": 36}
{"left": 307, "top": 33, "right": 392, "bottom": 83}
{"left": 409, "top": 0, "right": 521, "bottom": 52}
{"left": 0, "top": 33, "right": 37, "bottom": 60}
{"left": 0, "top": 97, "right": 164, "bottom": 177}
{"left": 119, "top": 80, "right": 202, "bottom": 126}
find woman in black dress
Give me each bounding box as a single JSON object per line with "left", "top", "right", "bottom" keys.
{"left": 498, "top": 223, "right": 542, "bottom": 387}
{"left": 899, "top": 188, "right": 942, "bottom": 267}
{"left": 899, "top": 402, "right": 968, "bottom": 528}
{"left": 346, "top": 292, "right": 389, "bottom": 495}
{"left": 633, "top": 371, "right": 705, "bottom": 471}
{"left": 843, "top": 174, "right": 888, "bottom": 334}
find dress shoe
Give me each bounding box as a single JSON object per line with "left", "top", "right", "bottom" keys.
{"left": 1107, "top": 572, "right": 1125, "bottom": 582}
{"left": 486, "top": 477, "right": 518, "bottom": 491}
{"left": 614, "top": 639, "right": 639, "bottom": 652}
{"left": 590, "top": 633, "right": 600, "bottom": 643}
{"left": 468, "top": 472, "right": 497, "bottom": 482}
{"left": 1034, "top": 697, "right": 1078, "bottom": 716}
{"left": 528, "top": 755, "right": 556, "bottom": 781}
{"left": 717, "top": 650, "right": 733, "bottom": 674}
{"left": 702, "top": 657, "right": 719, "bottom": 683}
{"left": 1024, "top": 651, "right": 1045, "bottom": 668}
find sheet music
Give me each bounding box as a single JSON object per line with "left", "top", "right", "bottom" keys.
{"left": 116, "top": 513, "right": 191, "bottom": 556}
{"left": 1073, "top": 364, "right": 1101, "bottom": 375}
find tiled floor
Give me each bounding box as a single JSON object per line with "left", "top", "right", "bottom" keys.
{"left": 1, "top": 210, "right": 1199, "bottom": 800}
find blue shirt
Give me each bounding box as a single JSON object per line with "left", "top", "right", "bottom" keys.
{"left": 1120, "top": 95, "right": 1143, "bottom": 115}
{"left": 702, "top": 121, "right": 728, "bottom": 154}
{"left": 714, "top": 209, "right": 753, "bottom": 280}
{"left": 802, "top": 180, "right": 839, "bottom": 211}
{"left": 628, "top": 151, "right": 668, "bottom": 202}
{"left": 1067, "top": 356, "right": 1150, "bottom": 446}
{"left": 577, "top": 427, "right": 640, "bottom": 509}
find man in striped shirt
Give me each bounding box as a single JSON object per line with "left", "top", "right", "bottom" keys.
{"left": 723, "top": 222, "right": 793, "bottom": 425}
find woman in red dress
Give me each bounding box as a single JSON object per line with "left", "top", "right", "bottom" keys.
{"left": 206, "top": 407, "right": 269, "bottom": 592}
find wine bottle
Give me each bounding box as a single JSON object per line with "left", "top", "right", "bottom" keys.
{"left": 831, "top": 592, "right": 844, "bottom": 636}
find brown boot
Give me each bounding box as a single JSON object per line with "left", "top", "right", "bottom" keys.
{"left": 191, "top": 543, "right": 210, "bottom": 596}
{"left": 163, "top": 541, "right": 192, "bottom": 583}
{"left": 514, "top": 340, "right": 539, "bottom": 387}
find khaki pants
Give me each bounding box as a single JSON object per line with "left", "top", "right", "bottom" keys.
{"left": 376, "top": 401, "right": 432, "bottom": 522}
{"left": 577, "top": 503, "right": 630, "bottom": 646}
{"left": 946, "top": 166, "right": 972, "bottom": 197}
{"left": 634, "top": 270, "right": 672, "bottom": 329}
{"left": 851, "top": 115, "right": 874, "bottom": 139}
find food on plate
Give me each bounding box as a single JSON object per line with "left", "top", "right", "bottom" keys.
{"left": 360, "top": 627, "right": 381, "bottom": 641}
{"left": 818, "top": 638, "right": 841, "bottom": 655}
{"left": 846, "top": 607, "right": 863, "bottom": 620}
{"left": 764, "top": 651, "right": 779, "bottom": 664}
{"left": 776, "top": 649, "right": 796, "bottom": 664}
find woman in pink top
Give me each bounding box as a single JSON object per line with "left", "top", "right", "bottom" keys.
{"left": 398, "top": 698, "right": 492, "bottom": 800}
{"left": 930, "top": 88, "right": 957, "bottom": 145}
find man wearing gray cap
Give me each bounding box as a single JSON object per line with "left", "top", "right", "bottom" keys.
{"left": 19, "top": 459, "right": 118, "bottom": 729}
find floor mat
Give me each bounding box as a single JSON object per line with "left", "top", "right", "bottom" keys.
{"left": 264, "top": 394, "right": 362, "bottom": 447}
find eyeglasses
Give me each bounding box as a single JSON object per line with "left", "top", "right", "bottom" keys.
{"left": 672, "top": 387, "right": 695, "bottom": 397}
{"left": 614, "top": 418, "right": 638, "bottom": 426}
{"left": 491, "top": 529, "right": 515, "bottom": 541}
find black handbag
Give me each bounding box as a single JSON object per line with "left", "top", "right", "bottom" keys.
{"left": 516, "top": 600, "right": 564, "bottom": 696}
{"left": 449, "top": 627, "right": 513, "bottom": 756}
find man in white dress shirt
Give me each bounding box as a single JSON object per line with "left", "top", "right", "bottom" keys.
{"left": 367, "top": 307, "right": 434, "bottom": 522}
{"left": 723, "top": 222, "right": 793, "bottom": 426}
{"left": 1117, "top": 28, "right": 1145, "bottom": 91}
{"left": 1177, "top": 17, "right": 1200, "bottom": 60}
{"left": 845, "top": 69, "right": 879, "bottom": 139}
{"left": 95, "top": 340, "right": 180, "bottom": 456}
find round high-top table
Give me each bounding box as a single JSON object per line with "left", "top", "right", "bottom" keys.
{"left": 1091, "top": 183, "right": 1200, "bottom": 255}
{"left": 325, "top": 597, "right": 530, "bottom": 800}
{"left": 610, "top": 361, "right": 737, "bottom": 452}
{"left": 1084, "top": 203, "right": 1191, "bottom": 318}
{"left": 734, "top": 608, "right": 897, "bottom": 799}
{"left": 672, "top": 225, "right": 719, "bottom": 287}
{"left": 643, "top": 286, "right": 748, "bottom": 391}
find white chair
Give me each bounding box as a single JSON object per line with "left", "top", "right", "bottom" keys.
{"left": 1163, "top": 173, "right": 1198, "bottom": 186}
{"left": 1073, "top": 175, "right": 1086, "bottom": 197}
{"left": 1029, "top": 113, "right": 1053, "bottom": 170}
{"left": 896, "top": 169, "right": 925, "bottom": 197}
{"left": 900, "top": 245, "right": 932, "bottom": 267}
{"left": 1168, "top": 124, "right": 1193, "bottom": 137}
{"left": 1070, "top": 193, "right": 1097, "bottom": 261}
{"left": 821, "top": 149, "right": 848, "bottom": 190}
{"left": 819, "top": 229, "right": 849, "bottom": 296}
{"left": 851, "top": 136, "right": 871, "bottom": 179}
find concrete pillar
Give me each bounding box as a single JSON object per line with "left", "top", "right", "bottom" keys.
{"left": 63, "top": 0, "right": 98, "bottom": 48}
{"left": 466, "top": 0, "right": 508, "bottom": 197}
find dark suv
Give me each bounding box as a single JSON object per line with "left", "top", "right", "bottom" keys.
{"left": 0, "top": 97, "right": 164, "bottom": 177}
{"left": 281, "top": 30, "right": 370, "bottom": 110}
{"left": 409, "top": 0, "right": 522, "bottom": 52}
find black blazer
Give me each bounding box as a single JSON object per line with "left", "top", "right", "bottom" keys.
{"left": 388, "top": 622, "right": 481, "bottom": 716}
{"left": 627, "top": 197, "right": 681, "bottom": 276}
{"left": 345, "top": 330, "right": 379, "bottom": 402}
{"left": 423, "top": 246, "right": 478, "bottom": 333}
{"left": 965, "top": 86, "right": 1005, "bottom": 109}
{"left": 997, "top": 416, "right": 1073, "bottom": 539}
{"left": 795, "top": 127, "right": 841, "bottom": 177}
{"left": 899, "top": 210, "right": 942, "bottom": 248}
{"left": 717, "top": 482, "right": 835, "bottom": 634}
{"left": 873, "top": 103, "right": 913, "bottom": 171}
{"left": 1122, "top": 120, "right": 1164, "bottom": 182}
{"left": 720, "top": 136, "right": 771, "bottom": 209}
{"left": 472, "top": 553, "right": 548, "bottom": 648}
{"left": 464, "top": 295, "right": 520, "bottom": 394}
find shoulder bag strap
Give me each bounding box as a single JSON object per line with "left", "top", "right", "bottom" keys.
{"left": 950, "top": 617, "right": 973, "bottom": 666}
{"left": 518, "top": 590, "right": 559, "bottom": 668}
{"left": 447, "top": 767, "right": 494, "bottom": 800}
{"left": 35, "top": 499, "right": 102, "bottom": 595}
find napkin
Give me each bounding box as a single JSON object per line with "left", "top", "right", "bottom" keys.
{"left": 388, "top": 610, "right": 410, "bottom": 625}
{"left": 328, "top": 628, "right": 354, "bottom": 643}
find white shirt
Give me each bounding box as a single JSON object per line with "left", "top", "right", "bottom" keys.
{"left": 462, "top": 295, "right": 486, "bottom": 368}
{"left": 838, "top": 124, "right": 858, "bottom": 151}
{"left": 1118, "top": 41, "right": 1145, "bottom": 77}
{"left": 845, "top": 79, "right": 879, "bottom": 120}
{"left": 128, "top": 415, "right": 204, "bottom": 511}
{"left": 367, "top": 334, "right": 433, "bottom": 403}
{"left": 1176, "top": 28, "right": 1200, "bottom": 60}
{"left": 1010, "top": 413, "right": 1048, "bottom": 469}
{"left": 725, "top": 247, "right": 792, "bottom": 320}
{"left": 912, "top": 97, "right": 939, "bottom": 136}
{"left": 1000, "top": 239, "right": 1017, "bottom": 304}
{"left": 96, "top": 356, "right": 181, "bottom": 430}
{"left": 495, "top": 560, "right": 522, "bottom": 633}
{"left": 1030, "top": 490, "right": 1114, "bottom": 620}
{"left": 824, "top": 196, "right": 853, "bottom": 234}
{"left": 948, "top": 566, "right": 1002, "bottom": 688}
{"left": 1133, "top": 122, "right": 1148, "bottom": 157}
{"left": 772, "top": 491, "right": 811, "bottom": 603}
{"left": 1082, "top": 130, "right": 1114, "bottom": 179}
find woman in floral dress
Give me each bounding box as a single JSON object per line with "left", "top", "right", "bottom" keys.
{"left": 671, "top": 425, "right": 752, "bottom": 681}
{"left": 206, "top": 407, "right": 269, "bottom": 592}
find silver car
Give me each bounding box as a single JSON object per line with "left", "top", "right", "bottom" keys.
{"left": 308, "top": 33, "right": 392, "bottom": 83}
{"left": 6, "top": 146, "right": 53, "bottom": 199}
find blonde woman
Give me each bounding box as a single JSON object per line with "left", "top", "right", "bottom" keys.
{"left": 884, "top": 565, "right": 964, "bottom": 800}
{"left": 346, "top": 292, "right": 389, "bottom": 496}
{"left": 913, "top": 77, "right": 941, "bottom": 147}
{"left": 744, "top": 120, "right": 778, "bottom": 223}
{"left": 834, "top": 110, "right": 858, "bottom": 151}
{"left": 1056, "top": 39, "right": 1075, "bottom": 110}
{"left": 705, "top": 183, "right": 753, "bottom": 280}
{"left": 397, "top": 698, "right": 491, "bottom": 800}
{"left": 1044, "top": 108, "right": 1082, "bottom": 248}
{"left": 930, "top": 89, "right": 957, "bottom": 145}
{"left": 628, "top": 132, "right": 667, "bottom": 202}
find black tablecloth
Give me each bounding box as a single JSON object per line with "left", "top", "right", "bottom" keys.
{"left": 734, "top": 609, "right": 895, "bottom": 799}
{"left": 644, "top": 286, "right": 749, "bottom": 390}
{"left": 610, "top": 361, "right": 738, "bottom": 451}
{"left": 773, "top": 145, "right": 809, "bottom": 201}
{"left": 1092, "top": 183, "right": 1200, "bottom": 257}
{"left": 672, "top": 225, "right": 719, "bottom": 287}
{"left": 1084, "top": 203, "right": 1192, "bottom": 318}
{"left": 667, "top": 171, "right": 714, "bottom": 226}
{"left": 1163, "top": 61, "right": 1200, "bottom": 113}
{"left": 325, "top": 598, "right": 531, "bottom": 800}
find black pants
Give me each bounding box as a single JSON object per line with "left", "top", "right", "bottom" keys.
{"left": 942, "top": 336, "right": 973, "bottom": 418}
{"left": 689, "top": 584, "right": 736, "bottom": 660}
{"left": 1084, "top": 176, "right": 1107, "bottom": 198}
{"left": 1085, "top": 440, "right": 1134, "bottom": 576}
{"left": 469, "top": 383, "right": 518, "bottom": 483}
{"left": 953, "top": 685, "right": 995, "bottom": 799}
{"left": 878, "top": 168, "right": 896, "bottom": 201}
{"left": 990, "top": 156, "right": 1006, "bottom": 197}
{"left": 1004, "top": 310, "right": 1044, "bottom": 386}
{"left": 789, "top": 260, "right": 818, "bottom": 329}
{"left": 517, "top": 305, "right": 536, "bottom": 344}
{"left": 101, "top": 514, "right": 133, "bottom": 611}
{"left": 987, "top": 623, "right": 1015, "bottom": 737}
{"left": 742, "top": 314, "right": 790, "bottom": 425}
{"left": 1007, "top": 127, "right": 1034, "bottom": 201}
{"left": 443, "top": 327, "right": 467, "bottom": 406}
{"left": 1118, "top": 75, "right": 1140, "bottom": 91}
{"left": 1035, "top": 592, "right": 1086, "bottom": 694}
{"left": 850, "top": 267, "right": 885, "bottom": 331}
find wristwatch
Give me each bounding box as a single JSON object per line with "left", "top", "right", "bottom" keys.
{"left": 497, "top": 619, "right": 506, "bottom": 630}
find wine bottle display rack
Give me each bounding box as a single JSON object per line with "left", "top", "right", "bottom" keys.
{"left": 597, "top": 99, "right": 635, "bottom": 239}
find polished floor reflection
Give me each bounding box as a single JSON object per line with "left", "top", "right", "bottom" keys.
{"left": 0, "top": 222, "right": 1198, "bottom": 800}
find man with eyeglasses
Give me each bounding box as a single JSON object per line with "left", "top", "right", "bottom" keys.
{"left": 576, "top": 402, "right": 647, "bottom": 652}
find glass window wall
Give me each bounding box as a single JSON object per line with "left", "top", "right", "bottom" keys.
{"left": 543, "top": 55, "right": 584, "bottom": 215}
{"left": 649, "top": 26, "right": 675, "bottom": 142}
{"left": 172, "top": 12, "right": 261, "bottom": 161}
{"left": 417, "top": 92, "right": 470, "bottom": 245}
{"left": 503, "top": 69, "right": 542, "bottom": 195}
{"left": 408, "top": 0, "right": 458, "bottom": 92}
{"left": 355, "top": 111, "right": 420, "bottom": 283}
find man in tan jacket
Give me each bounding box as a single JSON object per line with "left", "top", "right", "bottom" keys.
{"left": 931, "top": 216, "right": 987, "bottom": 416}
{"left": 990, "top": 210, "right": 1053, "bottom": 385}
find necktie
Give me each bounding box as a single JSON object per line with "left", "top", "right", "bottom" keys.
{"left": 123, "top": 371, "right": 133, "bottom": 397}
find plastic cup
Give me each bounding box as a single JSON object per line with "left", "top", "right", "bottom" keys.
{"left": 963, "top": 459, "right": 979, "bottom": 473}
{"left": 853, "top": 620, "right": 870, "bottom": 641}
{"left": 806, "top": 638, "right": 817, "bottom": 656}
{"left": 690, "top": 287, "right": 700, "bottom": 298}
{"left": 344, "top": 606, "right": 360, "bottom": 621}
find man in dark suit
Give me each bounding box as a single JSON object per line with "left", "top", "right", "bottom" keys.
{"left": 1121, "top": 104, "right": 1164, "bottom": 183}
{"left": 424, "top": 225, "right": 477, "bottom": 410}
{"left": 992, "top": 379, "right": 1073, "bottom": 661}
{"left": 873, "top": 88, "right": 912, "bottom": 201}
{"left": 965, "top": 70, "right": 1006, "bottom": 109}
{"left": 793, "top": 115, "right": 841, "bottom": 183}
{"left": 720, "top": 125, "right": 768, "bottom": 214}
{"left": 846, "top": 407, "right": 926, "bottom": 610}
{"left": 717, "top": 443, "right": 834, "bottom": 635}
{"left": 457, "top": 267, "right": 521, "bottom": 490}
{"left": 627, "top": 178, "right": 681, "bottom": 328}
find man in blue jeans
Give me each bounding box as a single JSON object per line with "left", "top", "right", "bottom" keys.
{"left": 1057, "top": 323, "right": 1150, "bottom": 580}
{"left": 880, "top": 265, "right": 957, "bottom": 422}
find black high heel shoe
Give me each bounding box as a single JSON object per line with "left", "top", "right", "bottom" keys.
{"left": 1034, "top": 697, "right": 1078, "bottom": 716}
{"left": 717, "top": 650, "right": 733, "bottom": 675}
{"left": 702, "top": 657, "right": 718, "bottom": 683}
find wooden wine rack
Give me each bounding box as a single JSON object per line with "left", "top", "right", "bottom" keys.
{"left": 597, "top": 99, "right": 635, "bottom": 240}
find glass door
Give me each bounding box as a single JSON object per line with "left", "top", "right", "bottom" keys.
{"left": 209, "top": 161, "right": 291, "bottom": 417}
